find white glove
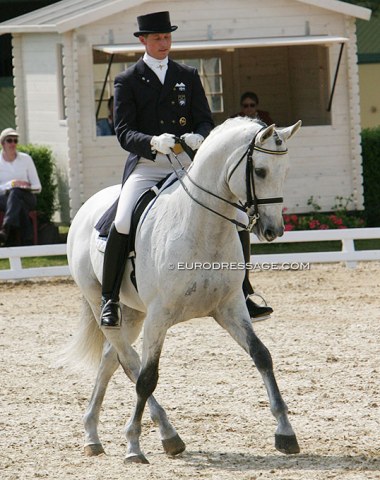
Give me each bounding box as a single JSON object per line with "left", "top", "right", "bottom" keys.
{"left": 180, "top": 133, "right": 204, "bottom": 151}
{"left": 150, "top": 133, "right": 175, "bottom": 154}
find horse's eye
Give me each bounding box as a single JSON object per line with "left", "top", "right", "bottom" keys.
{"left": 255, "top": 168, "right": 266, "bottom": 179}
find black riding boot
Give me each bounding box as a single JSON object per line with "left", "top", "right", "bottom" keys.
{"left": 0, "top": 223, "right": 10, "bottom": 245}
{"left": 100, "top": 223, "right": 130, "bottom": 327}
{"left": 238, "top": 230, "right": 273, "bottom": 321}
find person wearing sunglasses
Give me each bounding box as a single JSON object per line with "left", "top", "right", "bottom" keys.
{"left": 0, "top": 128, "right": 42, "bottom": 246}
{"left": 233, "top": 91, "right": 274, "bottom": 126}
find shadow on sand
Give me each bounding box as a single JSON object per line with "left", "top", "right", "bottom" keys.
{"left": 180, "top": 451, "right": 380, "bottom": 473}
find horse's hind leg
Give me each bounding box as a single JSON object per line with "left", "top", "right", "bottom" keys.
{"left": 118, "top": 351, "right": 185, "bottom": 459}
{"left": 83, "top": 329, "right": 183, "bottom": 459}
{"left": 101, "top": 308, "right": 185, "bottom": 462}
{"left": 122, "top": 314, "right": 178, "bottom": 464}
{"left": 215, "top": 304, "right": 300, "bottom": 455}
{"left": 83, "top": 340, "right": 119, "bottom": 456}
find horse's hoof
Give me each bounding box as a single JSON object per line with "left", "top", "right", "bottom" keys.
{"left": 84, "top": 444, "right": 105, "bottom": 456}
{"left": 275, "top": 434, "right": 300, "bottom": 454}
{"left": 162, "top": 434, "right": 186, "bottom": 456}
{"left": 124, "top": 453, "right": 150, "bottom": 464}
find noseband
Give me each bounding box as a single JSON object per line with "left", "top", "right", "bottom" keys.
{"left": 167, "top": 129, "right": 287, "bottom": 231}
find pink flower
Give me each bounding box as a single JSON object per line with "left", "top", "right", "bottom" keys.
{"left": 309, "top": 219, "right": 320, "bottom": 229}
{"left": 329, "top": 215, "right": 343, "bottom": 225}
{"left": 320, "top": 224, "right": 329, "bottom": 230}
{"left": 285, "top": 224, "right": 295, "bottom": 231}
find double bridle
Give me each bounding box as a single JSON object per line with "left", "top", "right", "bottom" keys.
{"left": 166, "top": 128, "right": 288, "bottom": 231}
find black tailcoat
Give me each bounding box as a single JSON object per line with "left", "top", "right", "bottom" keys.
{"left": 114, "top": 57, "right": 214, "bottom": 181}
{"left": 95, "top": 57, "right": 215, "bottom": 234}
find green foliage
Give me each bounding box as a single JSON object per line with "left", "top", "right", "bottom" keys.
{"left": 361, "top": 127, "right": 380, "bottom": 227}
{"left": 341, "top": 0, "right": 379, "bottom": 14}
{"left": 18, "top": 144, "right": 57, "bottom": 223}
{"left": 283, "top": 196, "right": 365, "bottom": 231}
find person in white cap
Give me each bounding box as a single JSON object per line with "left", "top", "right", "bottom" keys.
{"left": 0, "top": 128, "right": 41, "bottom": 245}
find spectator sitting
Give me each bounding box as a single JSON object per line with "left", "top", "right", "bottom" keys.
{"left": 96, "top": 96, "right": 115, "bottom": 136}
{"left": 232, "top": 91, "right": 274, "bottom": 125}
{"left": 0, "top": 128, "right": 42, "bottom": 246}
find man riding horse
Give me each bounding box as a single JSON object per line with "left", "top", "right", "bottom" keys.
{"left": 98, "top": 11, "right": 273, "bottom": 327}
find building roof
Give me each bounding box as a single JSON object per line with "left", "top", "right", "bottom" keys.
{"left": 0, "top": 0, "right": 142, "bottom": 34}
{"left": 300, "top": 0, "right": 370, "bottom": 20}
{"left": 0, "top": 0, "right": 372, "bottom": 35}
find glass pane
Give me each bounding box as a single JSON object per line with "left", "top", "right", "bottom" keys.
{"left": 179, "top": 58, "right": 200, "bottom": 69}
{"left": 92, "top": 50, "right": 225, "bottom": 126}
{"left": 202, "top": 58, "right": 221, "bottom": 75}
{"left": 209, "top": 95, "right": 223, "bottom": 113}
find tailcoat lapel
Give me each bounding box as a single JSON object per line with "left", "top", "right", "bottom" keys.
{"left": 160, "top": 60, "right": 178, "bottom": 100}
{"left": 134, "top": 58, "right": 162, "bottom": 91}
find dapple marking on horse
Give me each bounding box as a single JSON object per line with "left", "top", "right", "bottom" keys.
{"left": 64, "top": 117, "right": 302, "bottom": 464}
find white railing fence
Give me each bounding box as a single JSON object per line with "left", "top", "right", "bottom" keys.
{"left": 0, "top": 244, "right": 70, "bottom": 280}
{"left": 251, "top": 227, "right": 380, "bottom": 269}
{"left": 0, "top": 228, "right": 379, "bottom": 280}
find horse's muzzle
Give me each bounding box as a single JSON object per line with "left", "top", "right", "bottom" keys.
{"left": 254, "top": 221, "right": 284, "bottom": 242}
{"left": 264, "top": 227, "right": 282, "bottom": 242}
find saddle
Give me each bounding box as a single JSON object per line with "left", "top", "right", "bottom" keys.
{"left": 95, "top": 138, "right": 194, "bottom": 237}
{"left": 95, "top": 174, "right": 177, "bottom": 289}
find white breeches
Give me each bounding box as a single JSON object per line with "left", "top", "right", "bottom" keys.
{"left": 115, "top": 152, "right": 191, "bottom": 235}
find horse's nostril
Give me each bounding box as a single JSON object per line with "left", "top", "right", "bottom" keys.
{"left": 265, "top": 229, "right": 276, "bottom": 241}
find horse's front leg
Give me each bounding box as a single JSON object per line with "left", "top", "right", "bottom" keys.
{"left": 214, "top": 299, "right": 300, "bottom": 455}
{"left": 124, "top": 315, "right": 174, "bottom": 464}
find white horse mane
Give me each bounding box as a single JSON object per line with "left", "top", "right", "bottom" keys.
{"left": 194, "top": 117, "right": 268, "bottom": 167}
{"left": 207, "top": 116, "right": 266, "bottom": 139}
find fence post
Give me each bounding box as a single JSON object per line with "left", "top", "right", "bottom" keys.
{"left": 342, "top": 238, "right": 356, "bottom": 269}
{"left": 9, "top": 256, "right": 22, "bottom": 273}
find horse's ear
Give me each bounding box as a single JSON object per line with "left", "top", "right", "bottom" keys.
{"left": 276, "top": 120, "right": 302, "bottom": 142}
{"left": 255, "top": 124, "right": 276, "bottom": 146}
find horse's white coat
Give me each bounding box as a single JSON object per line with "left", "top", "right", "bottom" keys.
{"left": 66, "top": 117, "right": 301, "bottom": 463}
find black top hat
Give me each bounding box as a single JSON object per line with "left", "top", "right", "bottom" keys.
{"left": 133, "top": 11, "right": 178, "bottom": 37}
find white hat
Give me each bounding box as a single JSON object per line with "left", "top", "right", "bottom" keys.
{"left": 0, "top": 128, "right": 19, "bottom": 144}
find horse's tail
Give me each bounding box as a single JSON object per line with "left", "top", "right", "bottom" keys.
{"left": 57, "top": 296, "right": 105, "bottom": 371}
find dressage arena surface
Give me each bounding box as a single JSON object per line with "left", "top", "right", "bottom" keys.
{"left": 1, "top": 262, "right": 379, "bottom": 480}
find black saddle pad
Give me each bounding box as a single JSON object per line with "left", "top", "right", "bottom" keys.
{"left": 95, "top": 175, "right": 171, "bottom": 237}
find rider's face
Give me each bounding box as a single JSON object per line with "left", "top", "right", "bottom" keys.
{"left": 139, "top": 33, "right": 172, "bottom": 60}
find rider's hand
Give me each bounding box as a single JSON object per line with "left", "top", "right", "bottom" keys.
{"left": 180, "top": 133, "right": 204, "bottom": 151}
{"left": 11, "top": 180, "right": 31, "bottom": 189}
{"left": 150, "top": 133, "right": 175, "bottom": 154}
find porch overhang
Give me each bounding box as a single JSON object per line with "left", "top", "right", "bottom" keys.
{"left": 93, "top": 35, "right": 349, "bottom": 55}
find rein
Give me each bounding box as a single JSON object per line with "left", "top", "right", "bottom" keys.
{"left": 166, "top": 153, "right": 249, "bottom": 230}
{"left": 168, "top": 131, "right": 287, "bottom": 231}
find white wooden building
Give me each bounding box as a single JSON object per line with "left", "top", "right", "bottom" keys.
{"left": 0, "top": 0, "right": 371, "bottom": 222}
